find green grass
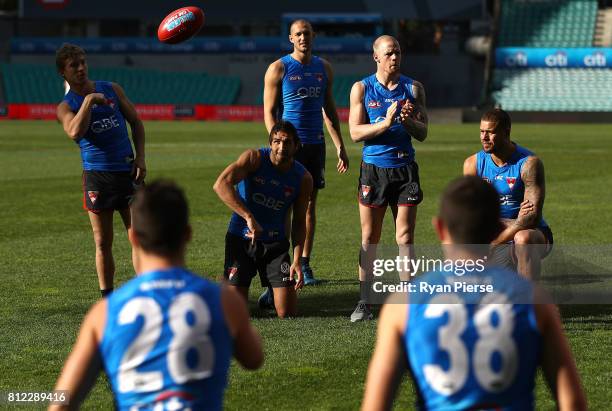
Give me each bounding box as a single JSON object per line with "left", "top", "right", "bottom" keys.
{"left": 0, "top": 120, "right": 611, "bottom": 409}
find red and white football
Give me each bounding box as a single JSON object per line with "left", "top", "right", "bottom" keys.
{"left": 157, "top": 6, "right": 205, "bottom": 44}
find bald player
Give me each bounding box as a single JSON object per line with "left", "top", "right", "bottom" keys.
{"left": 262, "top": 18, "right": 349, "bottom": 297}
{"left": 348, "top": 35, "right": 428, "bottom": 322}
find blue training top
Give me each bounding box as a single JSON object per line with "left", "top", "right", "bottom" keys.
{"left": 476, "top": 144, "right": 548, "bottom": 228}
{"left": 405, "top": 267, "right": 542, "bottom": 410}
{"left": 228, "top": 147, "right": 306, "bottom": 242}
{"left": 100, "top": 267, "right": 233, "bottom": 411}
{"left": 361, "top": 74, "right": 416, "bottom": 168}
{"left": 63, "top": 81, "right": 134, "bottom": 172}
{"left": 280, "top": 54, "right": 327, "bottom": 145}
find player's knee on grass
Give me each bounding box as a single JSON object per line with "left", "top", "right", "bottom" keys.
{"left": 272, "top": 287, "right": 296, "bottom": 318}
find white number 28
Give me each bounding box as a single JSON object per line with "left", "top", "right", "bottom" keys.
{"left": 116, "top": 292, "right": 214, "bottom": 393}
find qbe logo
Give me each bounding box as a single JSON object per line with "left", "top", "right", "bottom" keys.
{"left": 544, "top": 51, "right": 568, "bottom": 67}
{"left": 504, "top": 52, "right": 527, "bottom": 67}
{"left": 252, "top": 193, "right": 285, "bottom": 211}
{"left": 91, "top": 115, "right": 120, "bottom": 133}
{"left": 297, "top": 86, "right": 321, "bottom": 98}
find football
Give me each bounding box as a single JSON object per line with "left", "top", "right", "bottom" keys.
{"left": 157, "top": 6, "right": 205, "bottom": 44}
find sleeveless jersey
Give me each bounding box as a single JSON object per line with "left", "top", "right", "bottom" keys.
{"left": 361, "top": 74, "right": 416, "bottom": 168}
{"left": 63, "top": 81, "right": 134, "bottom": 172}
{"left": 476, "top": 144, "right": 548, "bottom": 228}
{"left": 228, "top": 147, "right": 306, "bottom": 242}
{"left": 280, "top": 54, "right": 327, "bottom": 145}
{"left": 100, "top": 267, "right": 232, "bottom": 411}
{"left": 405, "top": 267, "right": 541, "bottom": 410}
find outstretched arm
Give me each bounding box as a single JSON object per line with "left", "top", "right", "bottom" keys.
{"left": 362, "top": 302, "right": 408, "bottom": 411}
{"left": 399, "top": 80, "right": 428, "bottom": 142}
{"left": 213, "top": 149, "right": 262, "bottom": 242}
{"left": 492, "top": 156, "right": 545, "bottom": 245}
{"left": 536, "top": 302, "right": 587, "bottom": 410}
{"left": 49, "top": 301, "right": 106, "bottom": 411}
{"left": 321, "top": 59, "right": 348, "bottom": 173}
{"left": 112, "top": 83, "right": 146, "bottom": 183}
{"left": 348, "top": 81, "right": 398, "bottom": 143}
{"left": 263, "top": 60, "right": 284, "bottom": 134}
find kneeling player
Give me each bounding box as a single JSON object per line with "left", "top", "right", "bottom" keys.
{"left": 50, "top": 181, "right": 263, "bottom": 411}
{"left": 214, "top": 121, "right": 313, "bottom": 318}
{"left": 362, "top": 176, "right": 586, "bottom": 411}
{"left": 464, "top": 108, "right": 552, "bottom": 280}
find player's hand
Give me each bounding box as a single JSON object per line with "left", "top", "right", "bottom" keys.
{"left": 86, "top": 93, "right": 110, "bottom": 106}
{"left": 290, "top": 261, "right": 304, "bottom": 290}
{"left": 519, "top": 199, "right": 534, "bottom": 217}
{"left": 132, "top": 157, "right": 147, "bottom": 184}
{"left": 383, "top": 101, "right": 399, "bottom": 128}
{"left": 399, "top": 102, "right": 423, "bottom": 126}
{"left": 245, "top": 216, "right": 263, "bottom": 245}
{"left": 336, "top": 146, "right": 349, "bottom": 173}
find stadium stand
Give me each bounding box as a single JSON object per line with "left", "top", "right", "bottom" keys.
{"left": 491, "top": 0, "right": 611, "bottom": 112}
{"left": 491, "top": 68, "right": 612, "bottom": 111}
{"left": 499, "top": 0, "right": 598, "bottom": 48}
{"left": 0, "top": 63, "right": 241, "bottom": 104}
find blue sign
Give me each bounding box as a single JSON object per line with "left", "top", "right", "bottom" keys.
{"left": 11, "top": 37, "right": 375, "bottom": 54}
{"left": 496, "top": 48, "right": 612, "bottom": 68}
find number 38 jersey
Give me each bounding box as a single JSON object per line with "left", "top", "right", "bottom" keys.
{"left": 404, "top": 268, "right": 542, "bottom": 410}
{"left": 100, "top": 268, "right": 232, "bottom": 411}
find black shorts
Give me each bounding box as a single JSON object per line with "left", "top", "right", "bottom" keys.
{"left": 82, "top": 170, "right": 136, "bottom": 213}
{"left": 224, "top": 233, "right": 294, "bottom": 288}
{"left": 358, "top": 161, "right": 423, "bottom": 207}
{"left": 296, "top": 143, "right": 325, "bottom": 189}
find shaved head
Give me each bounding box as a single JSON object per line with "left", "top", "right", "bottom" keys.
{"left": 290, "top": 19, "right": 313, "bottom": 35}
{"left": 373, "top": 35, "right": 399, "bottom": 52}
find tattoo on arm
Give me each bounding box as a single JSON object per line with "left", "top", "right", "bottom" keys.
{"left": 513, "top": 156, "right": 545, "bottom": 229}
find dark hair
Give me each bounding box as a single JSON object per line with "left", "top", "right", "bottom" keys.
{"left": 439, "top": 176, "right": 501, "bottom": 244}
{"left": 269, "top": 120, "right": 299, "bottom": 145}
{"left": 289, "top": 19, "right": 313, "bottom": 34}
{"left": 481, "top": 108, "right": 511, "bottom": 134}
{"left": 56, "top": 43, "right": 86, "bottom": 72}
{"left": 131, "top": 180, "right": 189, "bottom": 257}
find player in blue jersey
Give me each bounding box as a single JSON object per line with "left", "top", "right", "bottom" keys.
{"left": 56, "top": 43, "right": 146, "bottom": 297}
{"left": 464, "top": 108, "right": 552, "bottom": 280}
{"left": 50, "top": 181, "right": 263, "bottom": 411}
{"left": 214, "top": 120, "right": 313, "bottom": 318}
{"left": 362, "top": 176, "right": 586, "bottom": 411}
{"left": 348, "top": 35, "right": 429, "bottom": 321}
{"left": 263, "top": 18, "right": 349, "bottom": 292}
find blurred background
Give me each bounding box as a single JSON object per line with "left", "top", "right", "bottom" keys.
{"left": 0, "top": 0, "right": 610, "bottom": 122}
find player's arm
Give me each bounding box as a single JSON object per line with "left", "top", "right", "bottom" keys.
{"left": 221, "top": 285, "right": 264, "bottom": 369}
{"left": 56, "top": 94, "right": 106, "bottom": 141}
{"left": 48, "top": 300, "right": 106, "bottom": 411}
{"left": 362, "top": 302, "right": 408, "bottom": 411}
{"left": 492, "top": 156, "right": 545, "bottom": 245}
{"left": 348, "top": 81, "right": 397, "bottom": 143}
{"left": 263, "top": 60, "right": 284, "bottom": 134}
{"left": 535, "top": 302, "right": 587, "bottom": 410}
{"left": 463, "top": 154, "right": 477, "bottom": 176}
{"left": 321, "top": 59, "right": 349, "bottom": 173}
{"left": 399, "top": 80, "right": 428, "bottom": 142}
{"left": 112, "top": 82, "right": 146, "bottom": 183}
{"left": 290, "top": 171, "right": 313, "bottom": 290}
{"left": 213, "top": 149, "right": 263, "bottom": 240}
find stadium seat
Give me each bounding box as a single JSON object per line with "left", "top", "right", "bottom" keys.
{"left": 0, "top": 63, "right": 241, "bottom": 105}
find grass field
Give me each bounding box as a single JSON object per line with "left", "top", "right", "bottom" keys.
{"left": 0, "top": 120, "right": 611, "bottom": 409}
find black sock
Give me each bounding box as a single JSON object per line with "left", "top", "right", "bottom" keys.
{"left": 359, "top": 281, "right": 368, "bottom": 303}
{"left": 299, "top": 256, "right": 310, "bottom": 267}
{"left": 101, "top": 288, "right": 114, "bottom": 297}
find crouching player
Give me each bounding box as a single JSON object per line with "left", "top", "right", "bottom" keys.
{"left": 362, "top": 176, "right": 586, "bottom": 411}
{"left": 214, "top": 120, "right": 313, "bottom": 318}
{"left": 50, "top": 181, "right": 263, "bottom": 411}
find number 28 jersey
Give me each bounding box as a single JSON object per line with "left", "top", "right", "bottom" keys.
{"left": 100, "top": 268, "right": 232, "bottom": 411}
{"left": 404, "top": 268, "right": 542, "bottom": 410}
